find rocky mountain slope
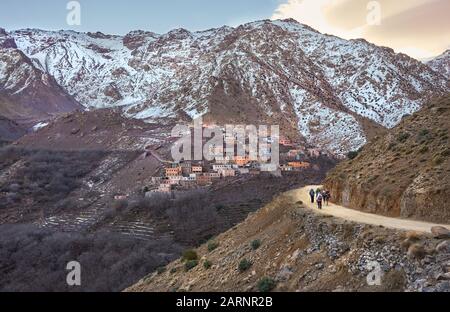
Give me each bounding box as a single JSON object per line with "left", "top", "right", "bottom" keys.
{"left": 128, "top": 194, "right": 450, "bottom": 292}
{"left": 428, "top": 50, "right": 450, "bottom": 79}
{"left": 325, "top": 95, "right": 450, "bottom": 223}
{"left": 0, "top": 28, "right": 82, "bottom": 127}
{"left": 7, "top": 19, "right": 449, "bottom": 154}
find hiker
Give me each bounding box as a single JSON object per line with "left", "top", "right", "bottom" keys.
{"left": 317, "top": 192, "right": 323, "bottom": 210}
{"left": 324, "top": 190, "right": 331, "bottom": 206}
{"left": 309, "top": 189, "right": 315, "bottom": 203}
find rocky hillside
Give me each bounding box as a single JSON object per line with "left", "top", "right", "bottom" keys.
{"left": 7, "top": 19, "right": 449, "bottom": 154}
{"left": 127, "top": 194, "right": 450, "bottom": 292}
{"left": 428, "top": 50, "right": 450, "bottom": 79}
{"left": 15, "top": 108, "right": 173, "bottom": 151}
{"left": 0, "top": 28, "right": 82, "bottom": 127}
{"left": 325, "top": 95, "right": 450, "bottom": 223}
{"left": 0, "top": 115, "right": 26, "bottom": 144}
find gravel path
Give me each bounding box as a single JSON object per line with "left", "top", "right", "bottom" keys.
{"left": 290, "top": 185, "right": 450, "bottom": 234}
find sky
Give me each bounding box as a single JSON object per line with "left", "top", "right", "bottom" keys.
{"left": 1, "top": 0, "right": 449, "bottom": 60}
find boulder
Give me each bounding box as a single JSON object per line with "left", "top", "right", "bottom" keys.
{"left": 431, "top": 226, "right": 450, "bottom": 239}
{"left": 436, "top": 240, "right": 450, "bottom": 253}
{"left": 436, "top": 273, "right": 450, "bottom": 281}
{"left": 275, "top": 267, "right": 293, "bottom": 282}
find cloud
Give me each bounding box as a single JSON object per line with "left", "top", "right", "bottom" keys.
{"left": 272, "top": 0, "right": 351, "bottom": 37}
{"left": 271, "top": 0, "right": 450, "bottom": 59}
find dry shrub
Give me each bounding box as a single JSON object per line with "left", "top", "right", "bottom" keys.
{"left": 407, "top": 243, "right": 427, "bottom": 259}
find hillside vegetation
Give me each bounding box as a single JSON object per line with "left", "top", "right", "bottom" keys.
{"left": 325, "top": 95, "right": 450, "bottom": 223}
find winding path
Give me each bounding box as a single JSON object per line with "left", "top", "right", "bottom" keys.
{"left": 289, "top": 185, "right": 450, "bottom": 234}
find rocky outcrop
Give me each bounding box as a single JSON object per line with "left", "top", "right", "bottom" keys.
{"left": 0, "top": 28, "right": 17, "bottom": 49}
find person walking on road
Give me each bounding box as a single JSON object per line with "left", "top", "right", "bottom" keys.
{"left": 317, "top": 192, "right": 323, "bottom": 210}
{"left": 309, "top": 189, "right": 315, "bottom": 203}
{"left": 324, "top": 190, "right": 331, "bottom": 206}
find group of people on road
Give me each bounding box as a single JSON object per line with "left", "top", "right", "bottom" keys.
{"left": 309, "top": 188, "right": 331, "bottom": 210}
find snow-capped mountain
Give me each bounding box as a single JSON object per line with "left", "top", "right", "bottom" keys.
{"left": 427, "top": 50, "right": 450, "bottom": 79}
{"left": 0, "top": 28, "right": 82, "bottom": 126}
{"left": 4, "top": 19, "right": 449, "bottom": 153}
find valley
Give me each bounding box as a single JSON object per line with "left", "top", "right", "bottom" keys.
{"left": 0, "top": 109, "right": 336, "bottom": 291}
{"left": 0, "top": 16, "right": 449, "bottom": 293}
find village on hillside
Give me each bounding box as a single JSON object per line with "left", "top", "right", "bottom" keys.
{"left": 144, "top": 134, "right": 328, "bottom": 196}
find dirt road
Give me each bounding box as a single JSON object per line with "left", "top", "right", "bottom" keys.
{"left": 289, "top": 185, "right": 450, "bottom": 234}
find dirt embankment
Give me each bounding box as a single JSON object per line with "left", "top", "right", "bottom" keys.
{"left": 127, "top": 194, "right": 450, "bottom": 293}
{"left": 325, "top": 95, "right": 450, "bottom": 223}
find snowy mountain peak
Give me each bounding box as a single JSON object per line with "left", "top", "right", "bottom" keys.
{"left": 427, "top": 50, "right": 450, "bottom": 79}
{"left": 0, "top": 28, "right": 17, "bottom": 49}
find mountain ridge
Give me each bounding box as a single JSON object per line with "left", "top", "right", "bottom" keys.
{"left": 0, "top": 28, "right": 83, "bottom": 127}
{"left": 427, "top": 49, "right": 450, "bottom": 79}
{"left": 2, "top": 19, "right": 449, "bottom": 153}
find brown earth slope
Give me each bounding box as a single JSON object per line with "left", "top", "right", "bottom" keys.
{"left": 127, "top": 194, "right": 450, "bottom": 292}
{"left": 324, "top": 95, "right": 450, "bottom": 223}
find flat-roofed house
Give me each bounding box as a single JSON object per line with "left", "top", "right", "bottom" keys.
{"left": 168, "top": 176, "right": 183, "bottom": 185}
{"left": 307, "top": 148, "right": 321, "bottom": 158}
{"left": 169, "top": 175, "right": 183, "bottom": 182}
{"left": 220, "top": 169, "right": 236, "bottom": 177}
{"left": 288, "top": 162, "right": 311, "bottom": 169}
{"left": 207, "top": 145, "right": 224, "bottom": 159}
{"left": 234, "top": 156, "right": 250, "bottom": 167}
{"left": 147, "top": 184, "right": 172, "bottom": 195}
{"left": 287, "top": 150, "right": 301, "bottom": 158}
{"left": 204, "top": 172, "right": 221, "bottom": 179}
{"left": 238, "top": 168, "right": 250, "bottom": 175}
{"left": 180, "top": 162, "right": 192, "bottom": 175}
{"left": 180, "top": 180, "right": 197, "bottom": 189}
{"left": 192, "top": 166, "right": 203, "bottom": 173}
{"left": 213, "top": 164, "right": 232, "bottom": 171}
{"left": 215, "top": 155, "right": 234, "bottom": 164}
{"left": 197, "top": 175, "right": 212, "bottom": 185}
{"left": 165, "top": 166, "right": 182, "bottom": 177}
{"left": 260, "top": 164, "right": 278, "bottom": 172}
{"left": 151, "top": 177, "right": 162, "bottom": 184}
{"left": 279, "top": 137, "right": 292, "bottom": 146}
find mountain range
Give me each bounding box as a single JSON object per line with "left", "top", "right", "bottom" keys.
{"left": 0, "top": 19, "right": 449, "bottom": 154}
